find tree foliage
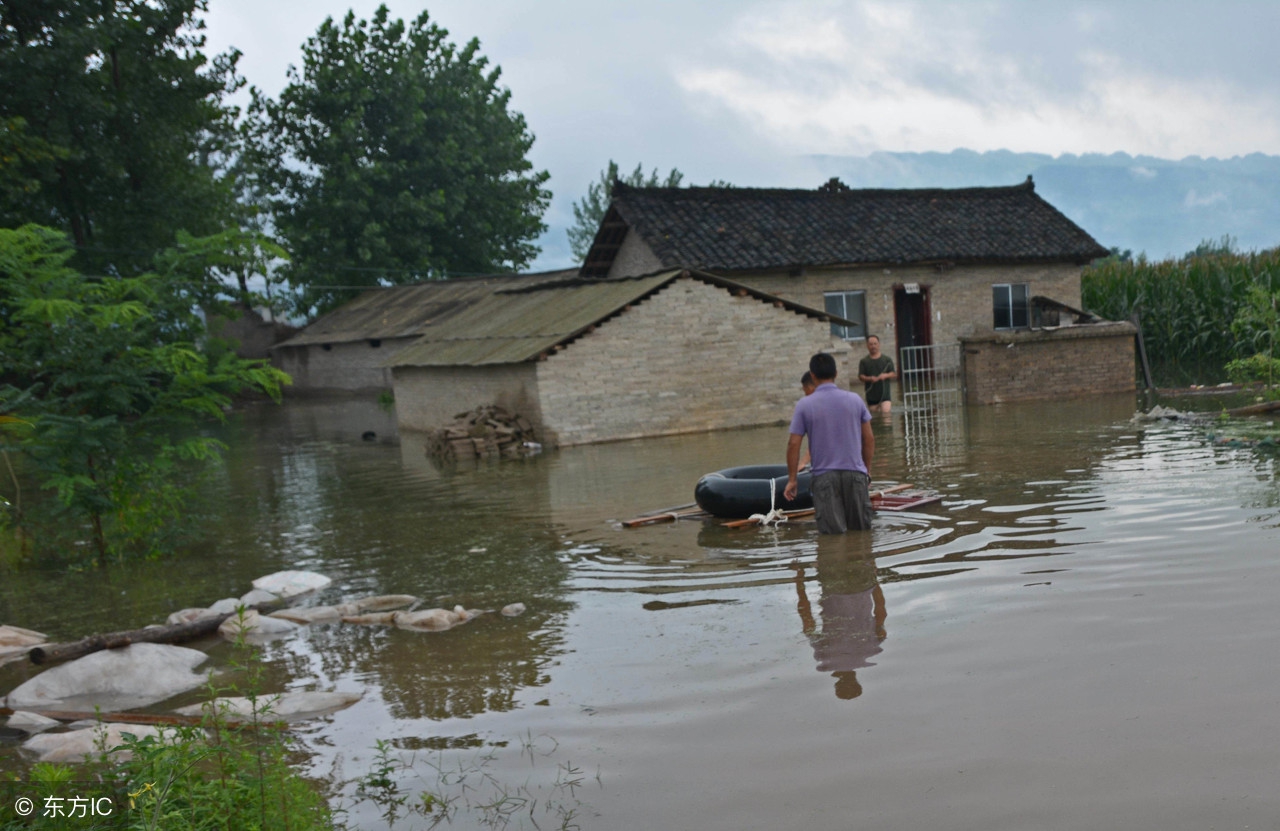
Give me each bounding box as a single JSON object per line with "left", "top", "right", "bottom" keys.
{"left": 0, "top": 0, "right": 242, "bottom": 275}
{"left": 254, "top": 5, "right": 551, "bottom": 317}
{"left": 0, "top": 225, "right": 289, "bottom": 564}
{"left": 567, "top": 161, "right": 684, "bottom": 262}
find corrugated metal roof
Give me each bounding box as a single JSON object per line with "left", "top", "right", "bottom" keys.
{"left": 389, "top": 272, "right": 678, "bottom": 367}
{"left": 387, "top": 269, "right": 857, "bottom": 368}
{"left": 275, "top": 269, "right": 579, "bottom": 347}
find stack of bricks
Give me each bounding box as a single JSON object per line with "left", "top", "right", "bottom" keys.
{"left": 425, "top": 405, "right": 538, "bottom": 461}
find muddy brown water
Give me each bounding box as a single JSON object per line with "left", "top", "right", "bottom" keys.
{"left": 3, "top": 393, "right": 1280, "bottom": 830}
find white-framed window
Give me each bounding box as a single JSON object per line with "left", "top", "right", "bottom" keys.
{"left": 824, "top": 290, "right": 867, "bottom": 340}
{"left": 993, "top": 283, "right": 1030, "bottom": 329}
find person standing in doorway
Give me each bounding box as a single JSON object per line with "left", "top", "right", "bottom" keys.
{"left": 784, "top": 353, "right": 874, "bottom": 533}
{"left": 858, "top": 335, "right": 897, "bottom": 414}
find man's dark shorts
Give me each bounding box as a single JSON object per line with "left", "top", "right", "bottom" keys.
{"left": 811, "top": 470, "right": 873, "bottom": 534}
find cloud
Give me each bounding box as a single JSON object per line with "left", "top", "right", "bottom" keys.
{"left": 1183, "top": 189, "right": 1227, "bottom": 208}
{"left": 675, "top": 0, "right": 1280, "bottom": 157}
{"left": 1129, "top": 166, "right": 1158, "bottom": 180}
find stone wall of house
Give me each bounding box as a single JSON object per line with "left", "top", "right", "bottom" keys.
{"left": 733, "top": 262, "right": 1085, "bottom": 361}
{"left": 391, "top": 363, "right": 543, "bottom": 433}
{"left": 273, "top": 337, "right": 414, "bottom": 393}
{"left": 960, "top": 322, "right": 1137, "bottom": 405}
{"left": 608, "top": 228, "right": 666, "bottom": 278}
{"left": 600, "top": 232, "right": 1087, "bottom": 389}
{"left": 536, "top": 275, "right": 842, "bottom": 446}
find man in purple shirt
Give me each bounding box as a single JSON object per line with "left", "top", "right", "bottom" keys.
{"left": 784, "top": 353, "right": 875, "bottom": 533}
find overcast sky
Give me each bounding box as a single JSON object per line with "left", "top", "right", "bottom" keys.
{"left": 203, "top": 0, "right": 1280, "bottom": 268}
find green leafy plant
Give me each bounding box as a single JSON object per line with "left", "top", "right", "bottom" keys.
{"left": 1083, "top": 245, "right": 1280, "bottom": 386}
{"left": 0, "top": 225, "right": 290, "bottom": 564}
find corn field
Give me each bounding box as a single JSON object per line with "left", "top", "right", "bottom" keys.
{"left": 1082, "top": 248, "right": 1280, "bottom": 386}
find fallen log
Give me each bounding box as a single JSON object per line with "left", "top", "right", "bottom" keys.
{"left": 28, "top": 598, "right": 285, "bottom": 666}
{"left": 0, "top": 706, "right": 286, "bottom": 730}
{"left": 1225, "top": 399, "right": 1280, "bottom": 416}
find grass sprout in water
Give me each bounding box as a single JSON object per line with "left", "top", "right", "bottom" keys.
{"left": 351, "top": 733, "right": 601, "bottom": 830}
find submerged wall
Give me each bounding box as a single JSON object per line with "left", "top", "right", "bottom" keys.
{"left": 961, "top": 322, "right": 1137, "bottom": 405}
{"left": 391, "top": 364, "right": 543, "bottom": 434}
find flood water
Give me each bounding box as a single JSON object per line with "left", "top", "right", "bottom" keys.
{"left": 3, "top": 392, "right": 1280, "bottom": 830}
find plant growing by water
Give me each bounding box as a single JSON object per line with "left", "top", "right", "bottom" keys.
{"left": 1082, "top": 244, "right": 1280, "bottom": 386}
{"left": 1225, "top": 284, "right": 1280, "bottom": 398}
{"left": 0, "top": 225, "right": 290, "bottom": 565}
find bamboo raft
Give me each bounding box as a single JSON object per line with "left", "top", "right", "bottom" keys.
{"left": 622, "top": 483, "right": 943, "bottom": 528}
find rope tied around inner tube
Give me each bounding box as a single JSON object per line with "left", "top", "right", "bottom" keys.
{"left": 747, "top": 477, "right": 788, "bottom": 527}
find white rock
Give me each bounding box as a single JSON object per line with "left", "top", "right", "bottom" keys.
{"left": 252, "top": 570, "right": 332, "bottom": 600}
{"left": 207, "top": 597, "right": 242, "bottom": 616}
{"left": 217, "top": 610, "right": 299, "bottom": 641}
{"left": 0, "top": 624, "right": 47, "bottom": 667}
{"left": 353, "top": 595, "right": 419, "bottom": 613}
{"left": 22, "top": 723, "right": 172, "bottom": 764}
{"left": 500, "top": 603, "right": 527, "bottom": 617}
{"left": 341, "top": 611, "right": 399, "bottom": 625}
{"left": 165, "top": 608, "right": 208, "bottom": 626}
{"left": 5, "top": 644, "right": 208, "bottom": 711}
{"left": 268, "top": 604, "right": 357, "bottom": 625}
{"left": 173, "top": 690, "right": 362, "bottom": 722}
{"left": 392, "top": 608, "right": 460, "bottom": 630}
{"left": 238, "top": 589, "right": 280, "bottom": 607}
{"left": 5, "top": 711, "right": 61, "bottom": 735}
{"left": 0, "top": 624, "right": 47, "bottom": 649}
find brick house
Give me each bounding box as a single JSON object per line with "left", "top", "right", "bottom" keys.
{"left": 271, "top": 269, "right": 575, "bottom": 393}
{"left": 583, "top": 177, "right": 1134, "bottom": 403}
{"left": 388, "top": 269, "right": 857, "bottom": 446}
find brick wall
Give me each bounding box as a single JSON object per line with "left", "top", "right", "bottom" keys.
{"left": 536, "top": 275, "right": 842, "bottom": 446}
{"left": 599, "top": 232, "right": 1087, "bottom": 386}
{"left": 392, "top": 363, "right": 543, "bottom": 433}
{"left": 961, "top": 322, "right": 1137, "bottom": 405}
{"left": 734, "top": 261, "right": 1084, "bottom": 362}
{"left": 273, "top": 337, "right": 416, "bottom": 393}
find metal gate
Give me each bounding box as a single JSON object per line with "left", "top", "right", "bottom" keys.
{"left": 898, "top": 343, "right": 966, "bottom": 467}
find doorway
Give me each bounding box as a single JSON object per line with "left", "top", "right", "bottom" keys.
{"left": 893, "top": 284, "right": 932, "bottom": 357}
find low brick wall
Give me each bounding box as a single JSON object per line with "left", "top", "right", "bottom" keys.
{"left": 961, "top": 322, "right": 1137, "bottom": 405}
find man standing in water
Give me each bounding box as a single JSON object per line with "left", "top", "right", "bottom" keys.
{"left": 784, "top": 353, "right": 874, "bottom": 533}
{"left": 858, "top": 335, "right": 897, "bottom": 414}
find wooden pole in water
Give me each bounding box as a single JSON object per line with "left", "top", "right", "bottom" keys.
{"left": 1131, "top": 311, "right": 1156, "bottom": 394}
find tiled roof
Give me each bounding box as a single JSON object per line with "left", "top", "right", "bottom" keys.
{"left": 274, "top": 269, "right": 578, "bottom": 347}
{"left": 582, "top": 177, "right": 1108, "bottom": 276}
{"left": 387, "top": 269, "right": 856, "bottom": 367}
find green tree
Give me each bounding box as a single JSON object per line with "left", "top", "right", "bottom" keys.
{"left": 0, "top": 225, "right": 289, "bottom": 564}
{"left": 0, "top": 0, "right": 242, "bottom": 275}
{"left": 567, "top": 161, "right": 684, "bottom": 262}
{"left": 255, "top": 5, "right": 551, "bottom": 318}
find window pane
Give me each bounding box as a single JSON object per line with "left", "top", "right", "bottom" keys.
{"left": 1011, "top": 283, "right": 1029, "bottom": 328}
{"left": 824, "top": 293, "right": 847, "bottom": 338}
{"left": 993, "top": 285, "right": 1012, "bottom": 329}
{"left": 846, "top": 292, "right": 866, "bottom": 339}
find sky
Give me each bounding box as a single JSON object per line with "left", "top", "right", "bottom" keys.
{"left": 202, "top": 0, "right": 1280, "bottom": 268}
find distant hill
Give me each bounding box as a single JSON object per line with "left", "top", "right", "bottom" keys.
{"left": 809, "top": 150, "right": 1280, "bottom": 259}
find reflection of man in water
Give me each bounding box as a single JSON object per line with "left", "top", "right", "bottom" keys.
{"left": 793, "top": 534, "right": 886, "bottom": 699}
